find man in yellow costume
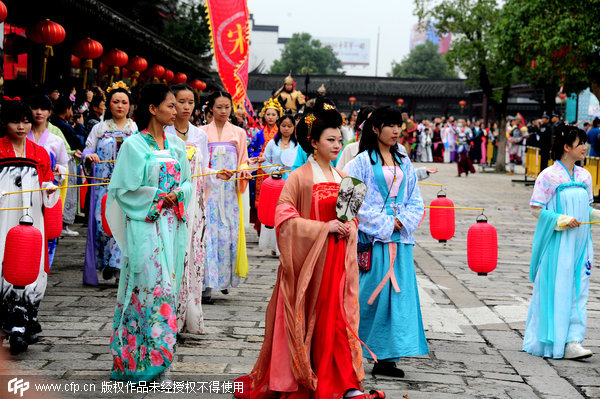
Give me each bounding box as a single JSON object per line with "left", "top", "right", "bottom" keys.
{"left": 274, "top": 74, "right": 306, "bottom": 114}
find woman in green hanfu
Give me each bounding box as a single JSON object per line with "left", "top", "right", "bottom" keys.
{"left": 106, "top": 83, "right": 191, "bottom": 382}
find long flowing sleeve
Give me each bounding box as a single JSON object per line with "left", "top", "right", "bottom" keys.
{"left": 82, "top": 122, "right": 101, "bottom": 160}
{"left": 262, "top": 140, "right": 280, "bottom": 174}
{"left": 394, "top": 159, "right": 424, "bottom": 238}
{"left": 343, "top": 157, "right": 395, "bottom": 241}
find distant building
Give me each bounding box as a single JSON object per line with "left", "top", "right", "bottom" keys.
{"left": 247, "top": 14, "right": 371, "bottom": 74}
{"left": 410, "top": 21, "right": 451, "bottom": 54}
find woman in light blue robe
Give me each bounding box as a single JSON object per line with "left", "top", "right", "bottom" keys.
{"left": 344, "top": 106, "right": 428, "bottom": 378}
{"left": 524, "top": 124, "right": 595, "bottom": 360}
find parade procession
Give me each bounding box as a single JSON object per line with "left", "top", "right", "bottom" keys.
{"left": 1, "top": 0, "right": 600, "bottom": 398}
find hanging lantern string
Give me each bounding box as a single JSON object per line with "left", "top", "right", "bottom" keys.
{"left": 191, "top": 164, "right": 282, "bottom": 178}
{"left": 426, "top": 206, "right": 485, "bottom": 211}
{"left": 418, "top": 182, "right": 443, "bottom": 187}
{"left": 3, "top": 182, "right": 109, "bottom": 196}
{"left": 0, "top": 206, "right": 30, "bottom": 211}
{"left": 226, "top": 170, "right": 289, "bottom": 182}
{"left": 53, "top": 172, "right": 111, "bottom": 181}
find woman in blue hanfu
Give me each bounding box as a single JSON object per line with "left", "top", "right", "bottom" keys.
{"left": 343, "top": 106, "right": 428, "bottom": 378}
{"left": 106, "top": 84, "right": 191, "bottom": 382}
{"left": 524, "top": 124, "right": 596, "bottom": 360}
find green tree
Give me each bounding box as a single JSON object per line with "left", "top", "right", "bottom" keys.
{"left": 163, "top": 1, "right": 212, "bottom": 56}
{"left": 415, "top": 1, "right": 519, "bottom": 172}
{"left": 498, "top": 0, "right": 600, "bottom": 105}
{"left": 389, "top": 41, "right": 458, "bottom": 79}
{"left": 270, "top": 33, "right": 344, "bottom": 75}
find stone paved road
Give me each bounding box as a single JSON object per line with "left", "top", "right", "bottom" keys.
{"left": 2, "top": 163, "right": 599, "bottom": 399}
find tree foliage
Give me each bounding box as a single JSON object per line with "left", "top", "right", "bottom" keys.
{"left": 270, "top": 33, "right": 344, "bottom": 75}
{"left": 498, "top": 0, "right": 600, "bottom": 103}
{"left": 389, "top": 41, "right": 458, "bottom": 79}
{"left": 415, "top": 0, "right": 519, "bottom": 172}
{"left": 101, "top": 0, "right": 211, "bottom": 57}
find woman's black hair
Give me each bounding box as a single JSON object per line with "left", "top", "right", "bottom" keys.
{"left": 274, "top": 114, "right": 298, "bottom": 145}
{"left": 27, "top": 95, "right": 53, "bottom": 111}
{"left": 206, "top": 91, "right": 232, "bottom": 111}
{"left": 358, "top": 106, "right": 405, "bottom": 165}
{"left": 296, "top": 109, "right": 343, "bottom": 155}
{"left": 104, "top": 87, "right": 132, "bottom": 121}
{"left": 0, "top": 100, "right": 33, "bottom": 137}
{"left": 90, "top": 95, "right": 105, "bottom": 109}
{"left": 551, "top": 123, "right": 587, "bottom": 161}
{"left": 171, "top": 83, "right": 197, "bottom": 103}
{"left": 356, "top": 105, "right": 375, "bottom": 136}
{"left": 133, "top": 83, "right": 172, "bottom": 130}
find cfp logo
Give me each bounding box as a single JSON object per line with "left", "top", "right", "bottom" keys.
{"left": 8, "top": 378, "right": 30, "bottom": 397}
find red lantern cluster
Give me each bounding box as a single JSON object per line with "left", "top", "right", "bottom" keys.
{"left": 101, "top": 194, "right": 112, "bottom": 237}
{"left": 190, "top": 79, "right": 207, "bottom": 91}
{"left": 258, "top": 175, "right": 286, "bottom": 228}
{"left": 467, "top": 214, "right": 498, "bottom": 275}
{"left": 73, "top": 38, "right": 103, "bottom": 60}
{"left": 44, "top": 199, "right": 63, "bottom": 240}
{"left": 429, "top": 191, "right": 455, "bottom": 243}
{"left": 3, "top": 216, "right": 42, "bottom": 288}
{"left": 173, "top": 72, "right": 187, "bottom": 84}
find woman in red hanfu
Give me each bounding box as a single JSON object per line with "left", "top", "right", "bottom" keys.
{"left": 0, "top": 99, "right": 58, "bottom": 354}
{"left": 235, "top": 107, "right": 385, "bottom": 399}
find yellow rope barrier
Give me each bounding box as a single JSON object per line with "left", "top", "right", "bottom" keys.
{"left": 54, "top": 173, "right": 111, "bottom": 181}
{"left": 418, "top": 182, "right": 443, "bottom": 187}
{"left": 191, "top": 164, "right": 282, "bottom": 178}
{"left": 227, "top": 170, "right": 289, "bottom": 182}
{"left": 0, "top": 206, "right": 30, "bottom": 211}
{"left": 559, "top": 220, "right": 600, "bottom": 228}
{"left": 3, "top": 182, "right": 109, "bottom": 196}
{"left": 425, "top": 206, "right": 485, "bottom": 211}
{"left": 97, "top": 159, "right": 116, "bottom": 163}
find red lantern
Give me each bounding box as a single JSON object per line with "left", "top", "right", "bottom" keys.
{"left": 459, "top": 100, "right": 467, "bottom": 110}
{"left": 257, "top": 175, "right": 286, "bottom": 228}
{"left": 396, "top": 98, "right": 404, "bottom": 106}
{"left": 173, "top": 72, "right": 187, "bottom": 84}
{"left": 101, "top": 194, "right": 112, "bottom": 237}
{"left": 349, "top": 96, "right": 357, "bottom": 105}
{"left": 467, "top": 214, "right": 497, "bottom": 275}
{"left": 558, "top": 93, "right": 567, "bottom": 101}
{"left": 127, "top": 56, "right": 148, "bottom": 72}
{"left": 2, "top": 216, "right": 43, "bottom": 288}
{"left": 99, "top": 62, "right": 108, "bottom": 75}
{"left": 0, "top": 1, "right": 7, "bottom": 24}
{"left": 149, "top": 64, "right": 166, "bottom": 80}
{"left": 190, "top": 79, "right": 207, "bottom": 92}
{"left": 429, "top": 191, "right": 455, "bottom": 243}
{"left": 163, "top": 69, "right": 174, "bottom": 83}
{"left": 103, "top": 48, "right": 128, "bottom": 68}
{"left": 73, "top": 38, "right": 103, "bottom": 89}
{"left": 71, "top": 55, "right": 81, "bottom": 69}
{"left": 73, "top": 38, "right": 103, "bottom": 60}
{"left": 29, "top": 19, "right": 66, "bottom": 84}
{"left": 121, "top": 67, "right": 130, "bottom": 78}
{"left": 44, "top": 198, "right": 63, "bottom": 240}
{"left": 29, "top": 19, "right": 65, "bottom": 46}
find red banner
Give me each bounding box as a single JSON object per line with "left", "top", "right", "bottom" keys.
{"left": 206, "top": 0, "right": 250, "bottom": 105}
